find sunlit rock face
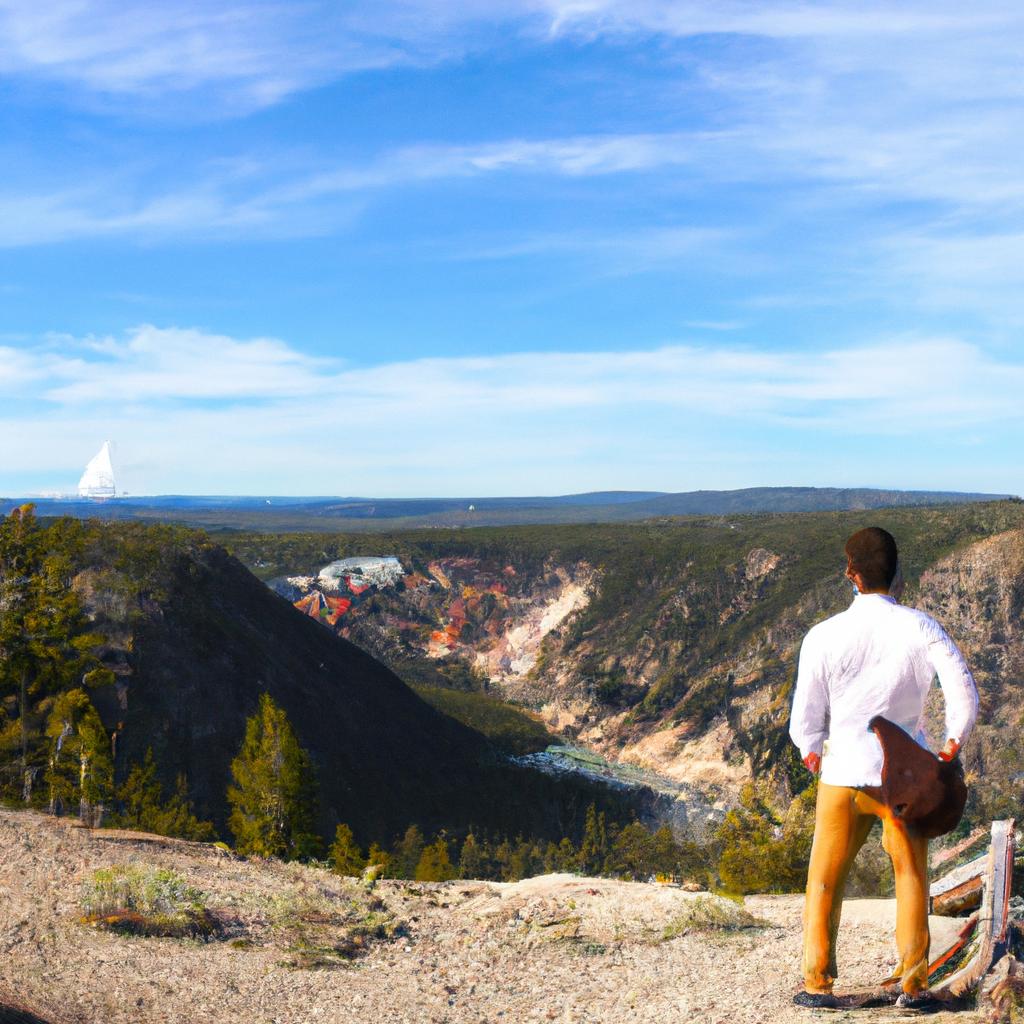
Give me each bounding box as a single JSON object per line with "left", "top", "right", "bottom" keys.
{"left": 267, "top": 553, "right": 597, "bottom": 693}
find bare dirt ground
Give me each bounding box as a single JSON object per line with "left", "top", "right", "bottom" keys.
{"left": 0, "top": 810, "right": 982, "bottom": 1024}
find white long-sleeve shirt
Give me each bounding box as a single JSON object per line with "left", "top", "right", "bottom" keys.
{"left": 789, "top": 593, "right": 979, "bottom": 788}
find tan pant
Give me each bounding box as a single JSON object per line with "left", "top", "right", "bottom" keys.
{"left": 802, "top": 781, "right": 930, "bottom": 995}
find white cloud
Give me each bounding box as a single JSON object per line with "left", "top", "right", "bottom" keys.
{"left": 14, "top": 325, "right": 1024, "bottom": 422}
{"left": 0, "top": 0, "right": 425, "bottom": 112}
{"left": 3, "top": 325, "right": 1023, "bottom": 495}
{"left": 0, "top": 133, "right": 719, "bottom": 246}
{"left": 880, "top": 230, "right": 1024, "bottom": 319}
{"left": 3, "top": 0, "right": 1024, "bottom": 265}
{"left": 37, "top": 326, "right": 339, "bottom": 402}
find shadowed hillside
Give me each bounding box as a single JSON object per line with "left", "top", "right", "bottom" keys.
{"left": 0, "top": 513, "right": 640, "bottom": 847}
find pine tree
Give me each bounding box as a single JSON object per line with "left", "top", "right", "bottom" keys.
{"left": 44, "top": 688, "right": 112, "bottom": 825}
{"left": 227, "top": 693, "right": 320, "bottom": 860}
{"left": 415, "top": 835, "right": 456, "bottom": 881}
{"left": 329, "top": 823, "right": 366, "bottom": 877}
{"left": 508, "top": 838, "right": 539, "bottom": 881}
{"left": 392, "top": 824, "right": 425, "bottom": 878}
{"left": 651, "top": 824, "right": 680, "bottom": 880}
{"left": 0, "top": 506, "right": 113, "bottom": 806}
{"left": 158, "top": 774, "right": 218, "bottom": 842}
{"left": 715, "top": 783, "right": 787, "bottom": 893}
{"left": 557, "top": 836, "right": 580, "bottom": 873}
{"left": 607, "top": 821, "right": 656, "bottom": 881}
{"left": 493, "top": 837, "right": 514, "bottom": 881}
{"left": 111, "top": 749, "right": 216, "bottom": 841}
{"left": 458, "top": 832, "right": 486, "bottom": 879}
{"left": 579, "top": 803, "right": 608, "bottom": 875}
{"left": 542, "top": 840, "right": 561, "bottom": 874}
{"left": 114, "top": 748, "right": 163, "bottom": 825}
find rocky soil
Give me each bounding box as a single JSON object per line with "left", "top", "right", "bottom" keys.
{"left": 0, "top": 810, "right": 980, "bottom": 1024}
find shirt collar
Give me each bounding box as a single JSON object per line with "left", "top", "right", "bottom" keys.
{"left": 852, "top": 592, "right": 897, "bottom": 607}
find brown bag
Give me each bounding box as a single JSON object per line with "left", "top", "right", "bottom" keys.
{"left": 868, "top": 715, "right": 967, "bottom": 839}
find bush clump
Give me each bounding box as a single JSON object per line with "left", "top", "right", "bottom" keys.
{"left": 80, "top": 864, "right": 216, "bottom": 938}
{"left": 265, "top": 885, "right": 401, "bottom": 969}
{"left": 660, "top": 895, "right": 766, "bottom": 940}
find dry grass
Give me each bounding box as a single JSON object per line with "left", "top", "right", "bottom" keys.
{"left": 80, "top": 864, "right": 217, "bottom": 939}
{"left": 261, "top": 885, "right": 402, "bottom": 969}
{"left": 660, "top": 894, "right": 768, "bottom": 941}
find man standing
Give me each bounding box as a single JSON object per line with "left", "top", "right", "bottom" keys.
{"left": 789, "top": 527, "right": 978, "bottom": 1010}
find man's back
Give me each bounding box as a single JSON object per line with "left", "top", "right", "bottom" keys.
{"left": 790, "top": 593, "right": 977, "bottom": 789}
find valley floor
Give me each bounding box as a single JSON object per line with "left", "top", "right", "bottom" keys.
{"left": 0, "top": 810, "right": 980, "bottom": 1024}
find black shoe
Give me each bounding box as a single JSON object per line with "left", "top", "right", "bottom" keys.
{"left": 793, "top": 991, "right": 840, "bottom": 1009}
{"left": 895, "top": 992, "right": 942, "bottom": 1013}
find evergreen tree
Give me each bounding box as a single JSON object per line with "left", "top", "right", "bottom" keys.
{"left": 557, "top": 836, "right": 579, "bottom": 872}
{"left": 607, "top": 821, "right": 656, "bottom": 881}
{"left": 676, "top": 837, "right": 711, "bottom": 888}
{"left": 44, "top": 688, "right": 112, "bottom": 825}
{"left": 392, "top": 824, "right": 425, "bottom": 878}
{"left": 227, "top": 693, "right": 320, "bottom": 860}
{"left": 110, "top": 749, "right": 215, "bottom": 841}
{"left": 714, "top": 782, "right": 813, "bottom": 894}
{"left": 650, "top": 824, "right": 681, "bottom": 880}
{"left": 415, "top": 835, "right": 456, "bottom": 881}
{"left": 493, "top": 837, "right": 514, "bottom": 881}
{"left": 542, "top": 840, "right": 561, "bottom": 874}
{"left": 329, "top": 823, "right": 366, "bottom": 877}
{"left": 579, "top": 803, "right": 608, "bottom": 875}
{"left": 458, "top": 832, "right": 486, "bottom": 879}
{"left": 508, "top": 838, "right": 541, "bottom": 881}
{"left": 366, "top": 841, "right": 392, "bottom": 878}
{"left": 0, "top": 506, "right": 112, "bottom": 805}
{"left": 157, "top": 774, "right": 218, "bottom": 842}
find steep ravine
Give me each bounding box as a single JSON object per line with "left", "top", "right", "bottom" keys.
{"left": 258, "top": 519, "right": 1024, "bottom": 811}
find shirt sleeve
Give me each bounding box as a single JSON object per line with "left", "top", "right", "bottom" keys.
{"left": 790, "top": 628, "right": 829, "bottom": 760}
{"left": 922, "top": 618, "right": 979, "bottom": 747}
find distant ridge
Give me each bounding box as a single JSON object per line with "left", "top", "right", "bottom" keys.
{"left": 3, "top": 486, "right": 1014, "bottom": 532}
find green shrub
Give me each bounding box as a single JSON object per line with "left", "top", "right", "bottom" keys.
{"left": 80, "top": 864, "right": 216, "bottom": 938}
{"left": 660, "top": 895, "right": 766, "bottom": 939}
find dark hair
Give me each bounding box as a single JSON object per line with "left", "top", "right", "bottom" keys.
{"left": 844, "top": 527, "right": 899, "bottom": 590}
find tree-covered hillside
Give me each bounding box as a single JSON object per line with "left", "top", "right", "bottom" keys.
{"left": 0, "top": 508, "right": 643, "bottom": 848}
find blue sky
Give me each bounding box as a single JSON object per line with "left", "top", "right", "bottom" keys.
{"left": 1, "top": 0, "right": 1023, "bottom": 496}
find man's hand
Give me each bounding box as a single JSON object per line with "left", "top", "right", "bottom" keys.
{"left": 937, "top": 738, "right": 960, "bottom": 762}
{"left": 803, "top": 751, "right": 821, "bottom": 774}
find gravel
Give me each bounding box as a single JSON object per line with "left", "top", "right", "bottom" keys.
{"left": 0, "top": 810, "right": 984, "bottom": 1024}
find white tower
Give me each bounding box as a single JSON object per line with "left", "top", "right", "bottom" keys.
{"left": 78, "top": 441, "right": 117, "bottom": 499}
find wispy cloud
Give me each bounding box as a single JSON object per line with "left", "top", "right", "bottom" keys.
{"left": 41, "top": 326, "right": 339, "bottom": 402}
{"left": 4, "top": 325, "right": 1023, "bottom": 495}
{"left": 880, "top": 230, "right": 1024, "bottom": 320}
{"left": 4, "top": 0, "right": 1024, "bottom": 276}
{"left": 5, "top": 0, "right": 1024, "bottom": 347}
{"left": 441, "top": 225, "right": 731, "bottom": 274}
{"left": 0, "top": 134, "right": 713, "bottom": 247}
{"left": 15, "top": 326, "right": 1023, "bottom": 423}
{"left": 0, "top": 0, "right": 449, "bottom": 113}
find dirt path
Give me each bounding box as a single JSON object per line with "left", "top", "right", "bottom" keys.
{"left": 0, "top": 810, "right": 983, "bottom": 1024}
